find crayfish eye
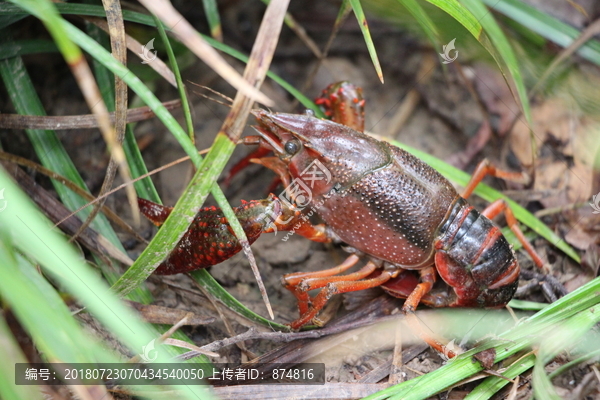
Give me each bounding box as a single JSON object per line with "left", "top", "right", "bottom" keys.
{"left": 284, "top": 139, "right": 301, "bottom": 155}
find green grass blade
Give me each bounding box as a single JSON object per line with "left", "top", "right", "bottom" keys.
{"left": 508, "top": 299, "right": 547, "bottom": 311}
{"left": 85, "top": 19, "right": 156, "bottom": 305}
{"left": 153, "top": 12, "right": 195, "bottom": 142}
{"left": 191, "top": 270, "right": 288, "bottom": 330}
{"left": 348, "top": 0, "right": 384, "bottom": 82}
{"left": 460, "top": 0, "right": 531, "bottom": 124}
{"left": 0, "top": 2, "right": 322, "bottom": 115}
{"left": 464, "top": 353, "right": 535, "bottom": 399}
{"left": 364, "top": 277, "right": 600, "bottom": 399}
{"left": 390, "top": 139, "right": 580, "bottom": 263}
{"left": 202, "top": 0, "right": 222, "bottom": 41}
{"left": 423, "top": 0, "right": 481, "bottom": 38}
{"left": 0, "top": 311, "right": 45, "bottom": 400}
{"left": 483, "top": 0, "right": 600, "bottom": 66}
{"left": 0, "top": 39, "right": 57, "bottom": 59}
{"left": 397, "top": 0, "right": 440, "bottom": 47}
{"left": 0, "top": 169, "right": 214, "bottom": 400}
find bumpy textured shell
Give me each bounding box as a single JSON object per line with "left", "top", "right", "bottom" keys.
{"left": 313, "top": 143, "right": 458, "bottom": 267}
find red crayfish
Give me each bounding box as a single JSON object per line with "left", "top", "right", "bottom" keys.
{"left": 139, "top": 82, "right": 547, "bottom": 353}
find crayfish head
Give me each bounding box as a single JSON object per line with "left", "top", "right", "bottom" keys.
{"left": 250, "top": 109, "right": 391, "bottom": 191}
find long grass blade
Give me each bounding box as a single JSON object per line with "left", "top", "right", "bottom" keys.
{"left": 483, "top": 0, "right": 600, "bottom": 66}
{"left": 348, "top": 0, "right": 384, "bottom": 82}
{"left": 0, "top": 312, "right": 45, "bottom": 400}
{"left": 397, "top": 0, "right": 440, "bottom": 47}
{"left": 202, "top": 0, "right": 222, "bottom": 41}
{"left": 0, "top": 169, "right": 214, "bottom": 399}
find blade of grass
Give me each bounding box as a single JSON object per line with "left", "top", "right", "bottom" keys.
{"left": 86, "top": 17, "right": 156, "bottom": 304}
{"left": 0, "top": 169, "right": 214, "bottom": 399}
{"left": 0, "top": 315, "right": 45, "bottom": 400}
{"left": 137, "top": 0, "right": 272, "bottom": 107}
{"left": 202, "top": 0, "right": 222, "bottom": 41}
{"left": 0, "top": 2, "right": 322, "bottom": 114}
{"left": 153, "top": 12, "right": 195, "bottom": 142}
{"left": 397, "top": 0, "right": 440, "bottom": 48}
{"left": 348, "top": 0, "right": 384, "bottom": 83}
{"left": 464, "top": 353, "right": 536, "bottom": 399}
{"left": 364, "top": 276, "right": 600, "bottom": 399}
{"left": 483, "top": 0, "right": 600, "bottom": 66}
{"left": 0, "top": 39, "right": 58, "bottom": 59}
{"left": 9, "top": 0, "right": 138, "bottom": 222}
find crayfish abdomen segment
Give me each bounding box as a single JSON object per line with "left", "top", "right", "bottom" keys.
{"left": 434, "top": 198, "right": 520, "bottom": 307}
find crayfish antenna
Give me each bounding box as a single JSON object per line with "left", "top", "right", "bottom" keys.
{"left": 188, "top": 82, "right": 234, "bottom": 108}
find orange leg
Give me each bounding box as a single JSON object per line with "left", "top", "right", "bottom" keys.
{"left": 283, "top": 255, "right": 360, "bottom": 316}
{"left": 399, "top": 267, "right": 456, "bottom": 357}
{"left": 288, "top": 262, "right": 394, "bottom": 330}
{"left": 462, "top": 159, "right": 529, "bottom": 199}
{"left": 481, "top": 199, "right": 546, "bottom": 270}
{"left": 462, "top": 159, "right": 546, "bottom": 271}
{"left": 283, "top": 254, "right": 360, "bottom": 287}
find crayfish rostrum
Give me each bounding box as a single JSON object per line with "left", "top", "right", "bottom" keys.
{"left": 139, "top": 82, "right": 546, "bottom": 352}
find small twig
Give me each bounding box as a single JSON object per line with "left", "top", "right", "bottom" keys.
{"left": 0, "top": 100, "right": 181, "bottom": 130}
{"left": 52, "top": 149, "right": 209, "bottom": 229}
{"left": 163, "top": 338, "right": 219, "bottom": 358}
{"left": 178, "top": 311, "right": 408, "bottom": 360}
{"left": 191, "top": 277, "right": 257, "bottom": 360}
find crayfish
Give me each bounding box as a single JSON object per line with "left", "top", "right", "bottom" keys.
{"left": 139, "top": 82, "right": 549, "bottom": 354}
